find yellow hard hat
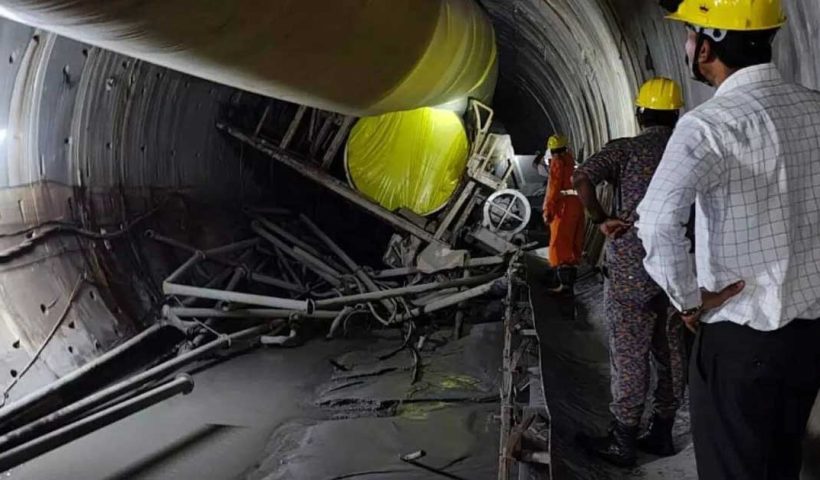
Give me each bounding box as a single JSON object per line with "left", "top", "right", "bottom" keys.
{"left": 547, "top": 134, "right": 569, "bottom": 152}
{"left": 635, "top": 77, "right": 684, "bottom": 111}
{"left": 666, "top": 0, "right": 786, "bottom": 32}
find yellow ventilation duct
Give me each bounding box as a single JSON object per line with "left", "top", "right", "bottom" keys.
{"left": 0, "top": 0, "right": 497, "bottom": 116}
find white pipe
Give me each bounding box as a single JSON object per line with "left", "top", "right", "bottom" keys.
{"left": 163, "top": 282, "right": 308, "bottom": 312}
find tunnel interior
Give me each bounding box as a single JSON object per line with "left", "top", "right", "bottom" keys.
{"left": 0, "top": 0, "right": 817, "bottom": 478}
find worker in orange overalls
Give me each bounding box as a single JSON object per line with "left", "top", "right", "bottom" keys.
{"left": 543, "top": 134, "right": 585, "bottom": 293}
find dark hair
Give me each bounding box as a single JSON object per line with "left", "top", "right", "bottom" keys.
{"left": 636, "top": 108, "right": 680, "bottom": 128}
{"left": 550, "top": 147, "right": 568, "bottom": 155}
{"left": 708, "top": 29, "right": 778, "bottom": 69}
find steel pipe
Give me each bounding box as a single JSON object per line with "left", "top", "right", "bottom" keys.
{"left": 163, "top": 282, "right": 309, "bottom": 311}
{"left": 166, "top": 307, "right": 339, "bottom": 320}
{"left": 182, "top": 265, "right": 236, "bottom": 306}
{"left": 0, "top": 323, "right": 275, "bottom": 454}
{"left": 165, "top": 252, "right": 204, "bottom": 284}
{"left": 396, "top": 279, "right": 504, "bottom": 322}
{"left": 0, "top": 324, "right": 170, "bottom": 434}
{"left": 315, "top": 273, "right": 502, "bottom": 308}
{"left": 215, "top": 266, "right": 248, "bottom": 310}
{"left": 144, "top": 230, "right": 198, "bottom": 254}
{"left": 218, "top": 125, "right": 439, "bottom": 244}
{"left": 254, "top": 217, "right": 326, "bottom": 266}
{"left": 373, "top": 256, "right": 505, "bottom": 279}
{"left": 292, "top": 246, "right": 344, "bottom": 279}
{"left": 252, "top": 222, "right": 342, "bottom": 288}
{"left": 412, "top": 288, "right": 460, "bottom": 307}
{"left": 0, "top": 375, "right": 195, "bottom": 473}
{"left": 300, "top": 214, "right": 392, "bottom": 311}
{"left": 249, "top": 272, "right": 303, "bottom": 293}
{"left": 148, "top": 231, "right": 303, "bottom": 293}
{"left": 204, "top": 238, "right": 260, "bottom": 257}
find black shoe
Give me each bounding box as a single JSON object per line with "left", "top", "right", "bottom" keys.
{"left": 576, "top": 421, "right": 638, "bottom": 468}
{"left": 558, "top": 266, "right": 578, "bottom": 287}
{"left": 637, "top": 415, "right": 675, "bottom": 457}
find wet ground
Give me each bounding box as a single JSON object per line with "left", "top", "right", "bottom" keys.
{"left": 7, "top": 324, "right": 501, "bottom": 480}
{"left": 527, "top": 254, "right": 697, "bottom": 480}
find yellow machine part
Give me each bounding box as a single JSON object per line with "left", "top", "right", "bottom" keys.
{"left": 0, "top": 0, "right": 497, "bottom": 116}
{"left": 346, "top": 108, "right": 470, "bottom": 216}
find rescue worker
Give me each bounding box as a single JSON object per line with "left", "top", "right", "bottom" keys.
{"left": 637, "top": 1, "right": 820, "bottom": 478}
{"left": 573, "top": 77, "right": 686, "bottom": 467}
{"left": 542, "top": 135, "right": 584, "bottom": 293}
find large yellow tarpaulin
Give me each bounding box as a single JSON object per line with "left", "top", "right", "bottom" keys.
{"left": 346, "top": 108, "right": 469, "bottom": 216}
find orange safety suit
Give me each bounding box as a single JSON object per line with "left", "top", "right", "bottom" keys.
{"left": 543, "top": 151, "right": 585, "bottom": 267}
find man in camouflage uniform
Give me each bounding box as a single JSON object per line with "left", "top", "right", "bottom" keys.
{"left": 573, "top": 78, "right": 686, "bottom": 467}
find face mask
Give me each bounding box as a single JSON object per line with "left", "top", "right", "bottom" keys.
{"left": 685, "top": 35, "right": 695, "bottom": 72}
{"left": 686, "top": 28, "right": 711, "bottom": 86}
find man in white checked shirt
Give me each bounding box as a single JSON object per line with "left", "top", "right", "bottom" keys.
{"left": 637, "top": 1, "right": 820, "bottom": 479}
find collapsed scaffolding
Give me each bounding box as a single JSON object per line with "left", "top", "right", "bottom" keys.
{"left": 210, "top": 99, "right": 552, "bottom": 479}
{"left": 0, "top": 98, "right": 552, "bottom": 478}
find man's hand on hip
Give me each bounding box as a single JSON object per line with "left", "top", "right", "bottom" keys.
{"left": 599, "top": 218, "right": 632, "bottom": 239}
{"left": 682, "top": 281, "right": 746, "bottom": 333}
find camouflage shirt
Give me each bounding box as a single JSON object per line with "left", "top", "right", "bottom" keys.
{"left": 577, "top": 126, "right": 673, "bottom": 302}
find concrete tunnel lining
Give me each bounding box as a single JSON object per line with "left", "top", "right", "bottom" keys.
{"left": 0, "top": 0, "right": 816, "bottom": 477}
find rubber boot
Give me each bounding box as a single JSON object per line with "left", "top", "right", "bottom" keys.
{"left": 637, "top": 415, "right": 676, "bottom": 457}
{"left": 576, "top": 421, "right": 638, "bottom": 468}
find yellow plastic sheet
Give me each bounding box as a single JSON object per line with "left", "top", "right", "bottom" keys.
{"left": 346, "top": 108, "right": 469, "bottom": 216}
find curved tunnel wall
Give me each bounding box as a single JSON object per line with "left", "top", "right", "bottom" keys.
{"left": 0, "top": 0, "right": 817, "bottom": 407}
{"left": 0, "top": 20, "right": 253, "bottom": 403}
{"left": 485, "top": 0, "right": 820, "bottom": 157}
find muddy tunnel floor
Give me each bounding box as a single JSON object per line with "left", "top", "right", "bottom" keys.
{"left": 527, "top": 254, "right": 697, "bottom": 480}
{"left": 6, "top": 323, "right": 501, "bottom": 480}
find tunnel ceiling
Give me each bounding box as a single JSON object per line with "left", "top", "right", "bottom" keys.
{"left": 0, "top": 0, "right": 816, "bottom": 402}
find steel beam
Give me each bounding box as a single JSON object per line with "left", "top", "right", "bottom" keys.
{"left": 218, "top": 123, "right": 438, "bottom": 244}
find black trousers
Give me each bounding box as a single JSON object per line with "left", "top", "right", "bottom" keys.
{"left": 691, "top": 320, "right": 820, "bottom": 480}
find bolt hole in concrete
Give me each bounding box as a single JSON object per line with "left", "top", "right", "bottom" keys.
{"left": 68, "top": 321, "right": 75, "bottom": 329}
{"left": 12, "top": 340, "right": 19, "bottom": 349}
{"left": 9, "top": 369, "right": 17, "bottom": 378}
{"left": 7, "top": 54, "right": 12, "bottom": 64}
{"left": 67, "top": 346, "right": 74, "bottom": 354}
{"left": 81, "top": 48, "right": 88, "bottom": 57}
{"left": 89, "top": 290, "right": 96, "bottom": 301}
{"left": 39, "top": 304, "right": 46, "bottom": 314}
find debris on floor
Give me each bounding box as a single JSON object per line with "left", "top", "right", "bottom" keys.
{"left": 244, "top": 323, "right": 504, "bottom": 480}
{"left": 148, "top": 207, "right": 510, "bottom": 348}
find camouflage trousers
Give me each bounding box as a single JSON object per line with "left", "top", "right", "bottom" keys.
{"left": 605, "top": 281, "right": 686, "bottom": 427}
